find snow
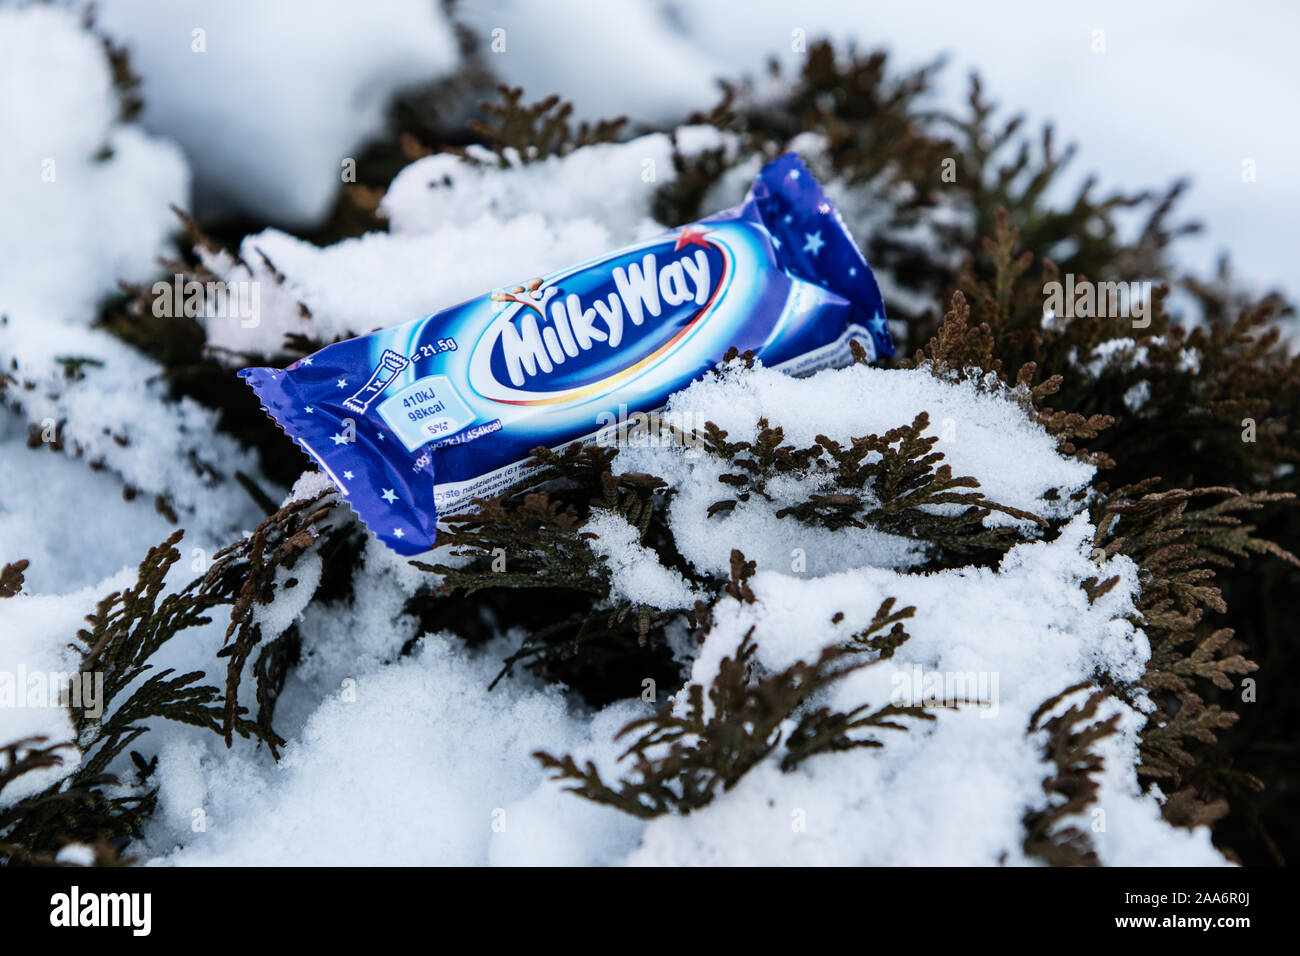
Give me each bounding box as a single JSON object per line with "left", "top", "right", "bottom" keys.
{"left": 585, "top": 509, "right": 700, "bottom": 610}
{"left": 454, "top": 0, "right": 721, "bottom": 125}
{"left": 286, "top": 469, "right": 338, "bottom": 505}
{"left": 198, "top": 215, "right": 617, "bottom": 357}
{"left": 623, "top": 515, "right": 1221, "bottom": 866}
{"left": 1124, "top": 380, "right": 1152, "bottom": 412}
{"left": 0, "top": 3, "right": 1237, "bottom": 868}
{"left": 1, "top": 318, "right": 266, "bottom": 543}
{"left": 383, "top": 126, "right": 734, "bottom": 239}
{"left": 0, "top": 577, "right": 94, "bottom": 802}
{"left": 1080, "top": 338, "right": 1149, "bottom": 377}
{"left": 0, "top": 5, "right": 266, "bottom": 812}
{"left": 128, "top": 370, "right": 1220, "bottom": 866}
{"left": 55, "top": 843, "right": 97, "bottom": 866}
{"left": 0, "top": 5, "right": 266, "bottom": 583}
{"left": 91, "top": 0, "right": 460, "bottom": 227}
{"left": 0, "top": 412, "right": 174, "bottom": 595}
{"left": 249, "top": 552, "right": 323, "bottom": 642}
{"left": 1076, "top": 337, "right": 1202, "bottom": 387}
{"left": 0, "top": 5, "right": 189, "bottom": 326}
{"left": 617, "top": 360, "right": 1094, "bottom": 578}
{"left": 143, "top": 632, "right": 643, "bottom": 866}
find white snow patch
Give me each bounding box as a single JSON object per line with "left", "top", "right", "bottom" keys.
{"left": 93, "top": 0, "right": 459, "bottom": 226}
{"left": 0, "top": 5, "right": 189, "bottom": 326}
{"left": 144, "top": 635, "right": 642, "bottom": 866}
{"left": 586, "top": 509, "right": 700, "bottom": 610}
{"left": 454, "top": 0, "right": 721, "bottom": 124}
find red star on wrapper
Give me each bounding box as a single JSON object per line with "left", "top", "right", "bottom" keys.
{"left": 674, "top": 225, "right": 713, "bottom": 251}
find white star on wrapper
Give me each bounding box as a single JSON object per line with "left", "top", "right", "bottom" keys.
{"left": 337, "top": 379, "right": 347, "bottom": 388}
{"left": 304, "top": 406, "right": 314, "bottom": 414}
{"left": 789, "top": 169, "right": 801, "bottom": 180}
{"left": 343, "top": 470, "right": 354, "bottom": 480}
{"left": 330, "top": 432, "right": 350, "bottom": 446}
{"left": 302, "top": 357, "right": 313, "bottom": 366}
{"left": 849, "top": 267, "right": 857, "bottom": 277}
{"left": 802, "top": 230, "right": 825, "bottom": 256}
{"left": 392, "top": 528, "right": 405, "bottom": 539}
{"left": 381, "top": 488, "right": 398, "bottom": 503}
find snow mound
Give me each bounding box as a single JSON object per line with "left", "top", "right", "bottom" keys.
{"left": 626, "top": 516, "right": 1221, "bottom": 866}
{"left": 0, "top": 5, "right": 265, "bottom": 585}
{"left": 454, "top": 0, "right": 721, "bottom": 124}
{"left": 0, "top": 5, "right": 189, "bottom": 326}
{"left": 618, "top": 361, "right": 1095, "bottom": 576}
{"left": 143, "top": 630, "right": 643, "bottom": 865}
{"left": 585, "top": 509, "right": 700, "bottom": 611}
{"left": 93, "top": 0, "right": 459, "bottom": 226}
{"left": 382, "top": 127, "right": 734, "bottom": 240}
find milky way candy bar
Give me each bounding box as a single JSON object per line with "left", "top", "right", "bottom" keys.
{"left": 241, "top": 153, "right": 892, "bottom": 555}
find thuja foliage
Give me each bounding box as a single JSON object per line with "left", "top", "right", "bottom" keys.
{"left": 72, "top": 531, "right": 264, "bottom": 778}
{"left": 659, "top": 40, "right": 1295, "bottom": 859}
{"left": 409, "top": 381, "right": 1062, "bottom": 704}
{"left": 905, "top": 208, "right": 1298, "bottom": 859}
{"left": 0, "top": 737, "right": 128, "bottom": 866}
{"left": 536, "top": 587, "right": 931, "bottom": 818}
{"left": 197, "top": 485, "right": 345, "bottom": 755}
{"left": 907, "top": 283, "right": 1115, "bottom": 471}
{"left": 1022, "top": 683, "right": 1122, "bottom": 867}
{"left": 408, "top": 443, "right": 689, "bottom": 697}
{"left": 909, "top": 281, "right": 1297, "bottom": 856}
{"left": 0, "top": 560, "right": 27, "bottom": 599}
{"left": 932, "top": 177, "right": 1297, "bottom": 856}
{"left": 0, "top": 483, "right": 359, "bottom": 862}
{"left": 1091, "top": 484, "right": 1296, "bottom": 830}
{"left": 698, "top": 400, "right": 1047, "bottom": 566}
{"left": 0, "top": 532, "right": 271, "bottom": 864}
{"left": 463, "top": 85, "right": 627, "bottom": 167}
{"left": 638, "top": 53, "right": 1298, "bottom": 860}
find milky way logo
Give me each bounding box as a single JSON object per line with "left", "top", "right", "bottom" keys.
{"left": 468, "top": 227, "right": 730, "bottom": 404}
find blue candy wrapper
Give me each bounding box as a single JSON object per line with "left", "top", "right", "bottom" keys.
{"left": 241, "top": 153, "right": 892, "bottom": 554}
